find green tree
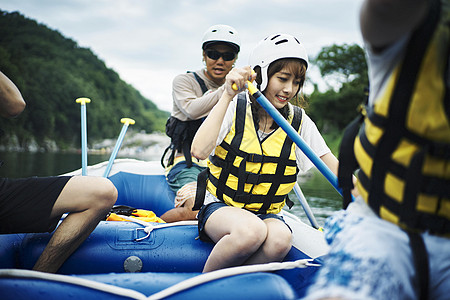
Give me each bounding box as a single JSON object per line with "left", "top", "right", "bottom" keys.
{"left": 307, "top": 44, "right": 368, "bottom": 134}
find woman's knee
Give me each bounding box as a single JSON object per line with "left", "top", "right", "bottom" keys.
{"left": 232, "top": 221, "right": 267, "bottom": 253}
{"left": 264, "top": 227, "right": 292, "bottom": 259}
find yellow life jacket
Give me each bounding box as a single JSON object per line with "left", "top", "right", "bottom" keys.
{"left": 195, "top": 93, "right": 303, "bottom": 214}
{"left": 341, "top": 0, "right": 450, "bottom": 235}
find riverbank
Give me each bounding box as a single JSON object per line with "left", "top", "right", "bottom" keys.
{"left": 0, "top": 130, "right": 170, "bottom": 157}
{"left": 89, "top": 131, "right": 170, "bottom": 158}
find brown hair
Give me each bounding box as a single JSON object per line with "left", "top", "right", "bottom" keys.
{"left": 251, "top": 58, "right": 307, "bottom": 130}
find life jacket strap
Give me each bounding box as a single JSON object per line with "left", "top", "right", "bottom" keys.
{"left": 338, "top": 112, "right": 364, "bottom": 209}
{"left": 406, "top": 230, "right": 429, "bottom": 300}
{"left": 193, "top": 168, "right": 209, "bottom": 210}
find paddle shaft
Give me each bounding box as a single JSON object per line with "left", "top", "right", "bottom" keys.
{"left": 76, "top": 98, "right": 91, "bottom": 176}
{"left": 103, "top": 118, "right": 135, "bottom": 177}
{"left": 293, "top": 183, "right": 320, "bottom": 229}
{"left": 80, "top": 105, "right": 88, "bottom": 175}
{"left": 245, "top": 82, "right": 350, "bottom": 199}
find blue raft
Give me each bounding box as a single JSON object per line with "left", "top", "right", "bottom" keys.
{"left": 0, "top": 159, "right": 328, "bottom": 299}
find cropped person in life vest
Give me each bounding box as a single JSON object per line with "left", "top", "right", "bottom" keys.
{"left": 191, "top": 33, "right": 343, "bottom": 272}
{"left": 160, "top": 24, "right": 241, "bottom": 223}
{"left": 0, "top": 70, "right": 117, "bottom": 273}
{"left": 305, "top": 0, "right": 450, "bottom": 299}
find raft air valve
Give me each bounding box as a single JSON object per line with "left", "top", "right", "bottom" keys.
{"left": 124, "top": 255, "right": 143, "bottom": 272}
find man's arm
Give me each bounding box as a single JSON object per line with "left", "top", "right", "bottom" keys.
{"left": 0, "top": 71, "right": 26, "bottom": 118}
{"left": 360, "top": 0, "right": 430, "bottom": 51}
{"left": 172, "top": 73, "right": 225, "bottom": 120}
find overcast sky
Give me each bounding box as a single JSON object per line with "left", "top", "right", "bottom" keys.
{"left": 2, "top": 0, "right": 365, "bottom": 112}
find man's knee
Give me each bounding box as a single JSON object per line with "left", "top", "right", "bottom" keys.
{"left": 85, "top": 177, "right": 117, "bottom": 210}
{"left": 98, "top": 178, "right": 118, "bottom": 207}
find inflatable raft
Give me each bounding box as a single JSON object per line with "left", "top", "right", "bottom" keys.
{"left": 0, "top": 159, "right": 329, "bottom": 299}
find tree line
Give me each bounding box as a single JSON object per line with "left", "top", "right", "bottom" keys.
{"left": 0, "top": 10, "right": 168, "bottom": 151}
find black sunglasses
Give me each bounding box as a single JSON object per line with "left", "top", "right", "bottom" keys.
{"left": 205, "top": 49, "right": 236, "bottom": 61}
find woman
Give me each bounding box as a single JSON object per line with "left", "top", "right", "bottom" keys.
{"left": 191, "top": 34, "right": 340, "bottom": 272}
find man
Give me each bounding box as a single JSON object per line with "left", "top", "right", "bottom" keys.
{"left": 305, "top": 0, "right": 450, "bottom": 299}
{"left": 160, "top": 24, "right": 241, "bottom": 222}
{"left": 0, "top": 70, "right": 117, "bottom": 273}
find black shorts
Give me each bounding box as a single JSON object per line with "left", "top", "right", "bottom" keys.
{"left": 0, "top": 176, "right": 72, "bottom": 234}
{"left": 197, "top": 202, "right": 291, "bottom": 243}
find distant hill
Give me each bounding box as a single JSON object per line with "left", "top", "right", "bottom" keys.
{"left": 0, "top": 10, "right": 169, "bottom": 151}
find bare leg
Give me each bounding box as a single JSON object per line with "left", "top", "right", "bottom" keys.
{"left": 244, "top": 218, "right": 292, "bottom": 265}
{"left": 160, "top": 207, "right": 198, "bottom": 222}
{"left": 202, "top": 207, "right": 268, "bottom": 272}
{"left": 160, "top": 191, "right": 198, "bottom": 222}
{"left": 32, "top": 176, "right": 117, "bottom": 273}
{"left": 160, "top": 182, "right": 198, "bottom": 222}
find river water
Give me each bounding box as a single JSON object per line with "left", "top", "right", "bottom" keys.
{"left": 0, "top": 150, "right": 342, "bottom": 227}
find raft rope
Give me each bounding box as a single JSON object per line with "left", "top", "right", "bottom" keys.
{"left": 0, "top": 259, "right": 319, "bottom": 300}
{"left": 0, "top": 269, "right": 148, "bottom": 300}
{"left": 113, "top": 214, "right": 198, "bottom": 241}
{"left": 146, "top": 259, "right": 320, "bottom": 300}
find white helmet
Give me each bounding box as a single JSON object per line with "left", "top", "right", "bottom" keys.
{"left": 202, "top": 24, "right": 241, "bottom": 53}
{"left": 249, "top": 33, "right": 308, "bottom": 91}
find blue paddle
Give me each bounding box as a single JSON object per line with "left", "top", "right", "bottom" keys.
{"left": 76, "top": 97, "right": 91, "bottom": 176}
{"left": 233, "top": 80, "right": 352, "bottom": 201}
{"left": 103, "top": 118, "right": 135, "bottom": 178}
{"left": 293, "top": 183, "right": 320, "bottom": 229}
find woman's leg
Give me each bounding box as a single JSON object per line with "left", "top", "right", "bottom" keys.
{"left": 244, "top": 217, "right": 292, "bottom": 265}
{"left": 202, "top": 206, "right": 268, "bottom": 272}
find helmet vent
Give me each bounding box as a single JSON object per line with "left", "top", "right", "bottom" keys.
{"left": 271, "top": 34, "right": 281, "bottom": 40}
{"left": 229, "top": 31, "right": 234, "bottom": 34}
{"left": 275, "top": 39, "right": 288, "bottom": 45}
{"left": 212, "top": 29, "right": 217, "bottom": 32}
{"left": 294, "top": 37, "right": 300, "bottom": 44}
